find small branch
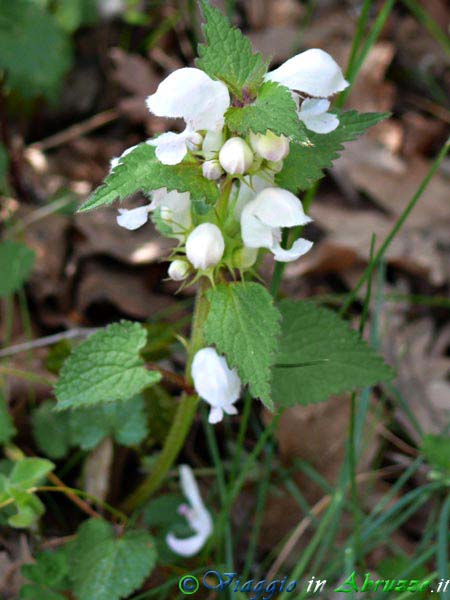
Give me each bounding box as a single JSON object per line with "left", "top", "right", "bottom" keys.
{"left": 0, "top": 328, "right": 99, "bottom": 359}
{"left": 28, "top": 108, "right": 119, "bottom": 152}
{"left": 147, "top": 363, "right": 195, "bottom": 395}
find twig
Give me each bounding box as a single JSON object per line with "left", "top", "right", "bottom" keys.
{"left": 147, "top": 362, "right": 195, "bottom": 394}
{"left": 0, "top": 328, "right": 99, "bottom": 359}
{"left": 46, "top": 474, "right": 102, "bottom": 520}
{"left": 28, "top": 108, "right": 119, "bottom": 152}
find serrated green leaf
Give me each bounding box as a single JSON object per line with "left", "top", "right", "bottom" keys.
{"left": 21, "top": 547, "right": 69, "bottom": 588}
{"left": 8, "top": 488, "right": 46, "bottom": 528}
{"left": 0, "top": 1, "right": 72, "bottom": 101}
{"left": 226, "top": 82, "right": 309, "bottom": 144}
{"left": 9, "top": 458, "right": 54, "bottom": 488}
{"left": 69, "top": 395, "right": 148, "bottom": 450}
{"left": 196, "top": 0, "right": 267, "bottom": 97}
{"left": 0, "top": 240, "right": 35, "bottom": 298}
{"left": 0, "top": 391, "right": 16, "bottom": 444}
{"left": 204, "top": 282, "right": 281, "bottom": 408}
{"left": 31, "top": 401, "right": 71, "bottom": 459}
{"left": 272, "top": 301, "right": 394, "bottom": 407}
{"left": 276, "top": 111, "right": 389, "bottom": 192}
{"left": 421, "top": 434, "right": 450, "bottom": 475}
{"left": 55, "top": 321, "right": 161, "bottom": 410}
{"left": 79, "top": 143, "right": 219, "bottom": 212}
{"left": 32, "top": 396, "right": 149, "bottom": 457}
{"left": 69, "top": 519, "right": 157, "bottom": 600}
{"left": 20, "top": 585, "right": 66, "bottom": 600}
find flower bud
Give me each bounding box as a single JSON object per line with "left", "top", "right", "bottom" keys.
{"left": 202, "top": 159, "right": 224, "bottom": 180}
{"left": 185, "top": 131, "right": 203, "bottom": 151}
{"left": 249, "top": 131, "right": 289, "bottom": 162}
{"left": 202, "top": 128, "right": 224, "bottom": 160}
{"left": 186, "top": 223, "right": 225, "bottom": 270}
{"left": 232, "top": 246, "right": 258, "bottom": 269}
{"left": 168, "top": 259, "right": 190, "bottom": 281}
{"left": 219, "top": 137, "right": 254, "bottom": 175}
{"left": 265, "top": 159, "right": 284, "bottom": 173}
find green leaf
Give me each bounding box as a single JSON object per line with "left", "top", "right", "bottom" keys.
{"left": 196, "top": 0, "right": 267, "bottom": 97}
{"left": 0, "top": 391, "right": 16, "bottom": 444}
{"left": 32, "top": 397, "right": 149, "bottom": 457}
{"left": 276, "top": 111, "right": 389, "bottom": 192}
{"left": 204, "top": 282, "right": 281, "bottom": 408}
{"left": 226, "top": 82, "right": 309, "bottom": 144}
{"left": 9, "top": 458, "right": 54, "bottom": 488}
{"left": 21, "top": 546, "right": 71, "bottom": 599}
{"left": 7, "top": 487, "right": 46, "bottom": 528}
{"left": 69, "top": 519, "right": 157, "bottom": 600}
{"left": 20, "top": 586, "right": 66, "bottom": 600}
{"left": 79, "top": 143, "right": 219, "bottom": 212}
{"left": 0, "top": 240, "right": 35, "bottom": 298}
{"left": 55, "top": 321, "right": 161, "bottom": 410}
{"left": 69, "top": 395, "right": 148, "bottom": 450}
{"left": 0, "top": 0, "right": 72, "bottom": 101}
{"left": 421, "top": 434, "right": 450, "bottom": 475}
{"left": 272, "top": 301, "right": 394, "bottom": 407}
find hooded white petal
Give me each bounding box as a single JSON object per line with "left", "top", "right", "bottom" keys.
{"left": 272, "top": 238, "right": 313, "bottom": 262}
{"left": 265, "top": 48, "right": 349, "bottom": 97}
{"left": 191, "top": 347, "right": 241, "bottom": 423}
{"left": 116, "top": 205, "right": 151, "bottom": 230}
{"left": 251, "top": 187, "right": 312, "bottom": 228}
{"left": 146, "top": 67, "right": 230, "bottom": 131}
{"left": 233, "top": 173, "right": 274, "bottom": 219}
{"left": 298, "top": 98, "right": 339, "bottom": 134}
{"left": 166, "top": 465, "right": 212, "bottom": 557}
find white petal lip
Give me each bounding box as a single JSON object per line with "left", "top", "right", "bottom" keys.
{"left": 265, "top": 48, "right": 349, "bottom": 97}
{"left": 116, "top": 205, "right": 151, "bottom": 230}
{"left": 191, "top": 348, "right": 241, "bottom": 424}
{"left": 298, "top": 98, "right": 339, "bottom": 134}
{"left": 166, "top": 465, "right": 212, "bottom": 557}
{"left": 272, "top": 238, "right": 313, "bottom": 262}
{"left": 147, "top": 131, "right": 189, "bottom": 165}
{"left": 146, "top": 67, "right": 230, "bottom": 131}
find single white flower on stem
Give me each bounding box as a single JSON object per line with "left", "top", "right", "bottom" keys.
{"left": 192, "top": 347, "right": 241, "bottom": 424}
{"left": 241, "top": 187, "right": 313, "bottom": 262}
{"left": 298, "top": 98, "right": 339, "bottom": 134}
{"left": 265, "top": 48, "right": 349, "bottom": 98}
{"left": 166, "top": 464, "right": 213, "bottom": 557}
{"left": 249, "top": 131, "right": 290, "bottom": 162}
{"left": 219, "top": 137, "right": 254, "bottom": 175}
{"left": 185, "top": 223, "right": 225, "bottom": 270}
{"left": 146, "top": 68, "right": 230, "bottom": 165}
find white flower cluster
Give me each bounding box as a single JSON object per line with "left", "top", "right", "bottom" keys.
{"left": 113, "top": 49, "right": 348, "bottom": 424}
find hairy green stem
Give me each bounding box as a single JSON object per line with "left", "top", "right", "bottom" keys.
{"left": 121, "top": 279, "right": 210, "bottom": 512}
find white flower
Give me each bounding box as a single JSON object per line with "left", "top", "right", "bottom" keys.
{"left": 149, "top": 188, "right": 191, "bottom": 239}
{"left": 166, "top": 464, "right": 213, "bottom": 557}
{"left": 146, "top": 68, "right": 230, "bottom": 165}
{"left": 241, "top": 187, "right": 313, "bottom": 262}
{"left": 233, "top": 173, "right": 274, "bottom": 220}
{"left": 202, "top": 159, "right": 223, "bottom": 180}
{"left": 219, "top": 137, "right": 254, "bottom": 175}
{"left": 116, "top": 188, "right": 191, "bottom": 237}
{"left": 168, "top": 260, "right": 190, "bottom": 281}
{"left": 265, "top": 48, "right": 349, "bottom": 98}
{"left": 298, "top": 98, "right": 339, "bottom": 134}
{"left": 185, "top": 224, "right": 225, "bottom": 270}
{"left": 192, "top": 348, "right": 241, "bottom": 424}
{"left": 249, "top": 131, "right": 290, "bottom": 162}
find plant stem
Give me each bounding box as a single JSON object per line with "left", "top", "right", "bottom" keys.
{"left": 121, "top": 278, "right": 210, "bottom": 512}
